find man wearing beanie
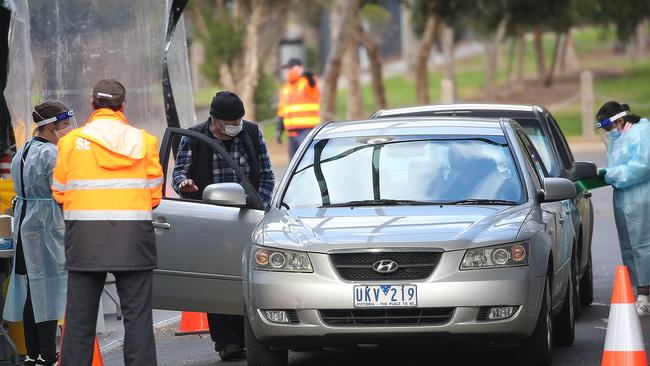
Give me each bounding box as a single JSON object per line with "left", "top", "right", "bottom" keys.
{"left": 171, "top": 91, "right": 275, "bottom": 360}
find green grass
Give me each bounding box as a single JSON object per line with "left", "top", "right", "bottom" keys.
{"left": 550, "top": 60, "right": 650, "bottom": 137}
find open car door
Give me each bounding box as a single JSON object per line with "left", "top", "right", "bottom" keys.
{"left": 151, "top": 128, "right": 266, "bottom": 315}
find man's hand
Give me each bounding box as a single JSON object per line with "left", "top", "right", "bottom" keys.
{"left": 304, "top": 71, "right": 316, "bottom": 87}
{"left": 179, "top": 179, "right": 199, "bottom": 193}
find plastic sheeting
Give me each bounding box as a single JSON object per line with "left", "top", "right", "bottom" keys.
{"left": 4, "top": 0, "right": 195, "bottom": 147}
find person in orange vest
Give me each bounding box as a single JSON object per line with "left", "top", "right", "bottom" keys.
{"left": 52, "top": 79, "right": 163, "bottom": 365}
{"left": 275, "top": 58, "right": 320, "bottom": 159}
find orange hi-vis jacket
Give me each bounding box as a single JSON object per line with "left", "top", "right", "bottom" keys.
{"left": 277, "top": 75, "right": 320, "bottom": 136}
{"left": 52, "top": 108, "right": 163, "bottom": 271}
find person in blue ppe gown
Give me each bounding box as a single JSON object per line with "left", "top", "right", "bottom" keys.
{"left": 595, "top": 101, "right": 650, "bottom": 317}
{"left": 3, "top": 101, "right": 77, "bottom": 365}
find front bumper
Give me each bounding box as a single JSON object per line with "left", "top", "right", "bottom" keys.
{"left": 244, "top": 251, "right": 545, "bottom": 349}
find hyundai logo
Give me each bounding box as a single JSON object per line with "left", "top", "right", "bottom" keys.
{"left": 372, "top": 260, "right": 399, "bottom": 274}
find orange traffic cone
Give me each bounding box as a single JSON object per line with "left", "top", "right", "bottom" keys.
{"left": 58, "top": 317, "right": 104, "bottom": 365}
{"left": 601, "top": 265, "right": 648, "bottom": 366}
{"left": 175, "top": 312, "right": 210, "bottom": 336}
{"left": 91, "top": 337, "right": 104, "bottom": 366}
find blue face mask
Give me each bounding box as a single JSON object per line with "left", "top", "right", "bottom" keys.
{"left": 607, "top": 129, "right": 621, "bottom": 141}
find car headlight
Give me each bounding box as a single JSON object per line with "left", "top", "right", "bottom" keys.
{"left": 460, "top": 242, "right": 529, "bottom": 270}
{"left": 252, "top": 245, "right": 313, "bottom": 273}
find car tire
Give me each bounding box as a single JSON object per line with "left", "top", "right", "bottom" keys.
{"left": 580, "top": 253, "right": 594, "bottom": 306}
{"left": 553, "top": 266, "right": 576, "bottom": 347}
{"left": 571, "top": 251, "right": 582, "bottom": 320}
{"left": 519, "top": 277, "right": 553, "bottom": 366}
{"left": 245, "top": 313, "right": 289, "bottom": 366}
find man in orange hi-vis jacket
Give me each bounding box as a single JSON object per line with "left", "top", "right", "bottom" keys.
{"left": 275, "top": 58, "right": 320, "bottom": 159}
{"left": 52, "top": 79, "right": 163, "bottom": 366}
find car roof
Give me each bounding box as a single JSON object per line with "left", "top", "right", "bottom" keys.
{"left": 316, "top": 116, "right": 509, "bottom": 139}
{"left": 373, "top": 104, "right": 545, "bottom": 119}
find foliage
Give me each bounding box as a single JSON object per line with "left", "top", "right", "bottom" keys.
{"left": 196, "top": 12, "right": 244, "bottom": 83}
{"left": 254, "top": 70, "right": 278, "bottom": 121}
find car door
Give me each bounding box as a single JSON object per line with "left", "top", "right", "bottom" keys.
{"left": 516, "top": 130, "right": 572, "bottom": 304}
{"left": 151, "top": 128, "right": 266, "bottom": 315}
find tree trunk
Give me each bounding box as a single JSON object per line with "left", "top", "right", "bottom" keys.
{"left": 544, "top": 32, "right": 564, "bottom": 87}
{"left": 415, "top": 14, "right": 437, "bottom": 105}
{"left": 219, "top": 63, "right": 236, "bottom": 91}
{"left": 359, "top": 26, "right": 387, "bottom": 109}
{"left": 441, "top": 24, "right": 456, "bottom": 102}
{"left": 636, "top": 20, "right": 647, "bottom": 60}
{"left": 505, "top": 37, "right": 517, "bottom": 83}
{"left": 259, "top": 0, "right": 291, "bottom": 76}
{"left": 344, "top": 8, "right": 363, "bottom": 120}
{"left": 485, "top": 17, "right": 508, "bottom": 99}
{"left": 562, "top": 31, "right": 581, "bottom": 73}
{"left": 533, "top": 28, "right": 545, "bottom": 79}
{"left": 190, "top": 40, "right": 207, "bottom": 93}
{"left": 238, "top": 0, "right": 265, "bottom": 120}
{"left": 516, "top": 32, "right": 526, "bottom": 82}
{"left": 321, "top": 0, "right": 361, "bottom": 121}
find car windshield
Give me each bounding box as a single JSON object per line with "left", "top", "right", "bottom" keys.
{"left": 281, "top": 136, "right": 524, "bottom": 209}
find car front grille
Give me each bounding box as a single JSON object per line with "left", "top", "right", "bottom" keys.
{"left": 319, "top": 308, "right": 454, "bottom": 327}
{"left": 330, "top": 251, "right": 441, "bottom": 281}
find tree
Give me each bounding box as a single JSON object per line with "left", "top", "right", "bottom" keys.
{"left": 187, "top": 0, "right": 284, "bottom": 120}
{"left": 344, "top": 4, "right": 363, "bottom": 120}
{"left": 359, "top": 3, "right": 391, "bottom": 109}
{"left": 411, "top": 0, "right": 437, "bottom": 105}
{"left": 469, "top": 0, "right": 510, "bottom": 98}
{"left": 320, "top": 0, "right": 361, "bottom": 121}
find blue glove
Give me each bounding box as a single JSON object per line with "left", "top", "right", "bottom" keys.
{"left": 598, "top": 168, "right": 607, "bottom": 180}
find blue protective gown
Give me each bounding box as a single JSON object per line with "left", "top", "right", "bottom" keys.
{"left": 605, "top": 118, "right": 650, "bottom": 288}
{"left": 3, "top": 138, "right": 67, "bottom": 323}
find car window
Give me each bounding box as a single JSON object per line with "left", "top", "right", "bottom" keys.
{"left": 546, "top": 114, "right": 574, "bottom": 167}
{"left": 516, "top": 131, "right": 547, "bottom": 189}
{"left": 283, "top": 137, "right": 524, "bottom": 209}
{"left": 512, "top": 118, "right": 557, "bottom": 177}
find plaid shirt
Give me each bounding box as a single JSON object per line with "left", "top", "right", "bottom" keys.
{"left": 172, "top": 129, "right": 275, "bottom": 204}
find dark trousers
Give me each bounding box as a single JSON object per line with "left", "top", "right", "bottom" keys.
{"left": 288, "top": 128, "right": 312, "bottom": 160}
{"left": 23, "top": 287, "right": 57, "bottom": 360}
{"left": 207, "top": 313, "right": 244, "bottom": 350}
{"left": 60, "top": 270, "right": 157, "bottom": 366}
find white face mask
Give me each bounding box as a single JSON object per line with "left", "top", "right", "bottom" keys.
{"left": 216, "top": 119, "right": 243, "bottom": 137}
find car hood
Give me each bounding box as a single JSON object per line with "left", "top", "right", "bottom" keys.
{"left": 256, "top": 205, "right": 531, "bottom": 253}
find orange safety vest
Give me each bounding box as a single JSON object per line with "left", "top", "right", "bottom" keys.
{"left": 52, "top": 108, "right": 163, "bottom": 270}
{"left": 277, "top": 75, "right": 320, "bottom": 136}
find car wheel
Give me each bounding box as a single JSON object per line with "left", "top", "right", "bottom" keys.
{"left": 245, "top": 313, "right": 288, "bottom": 366}
{"left": 520, "top": 277, "right": 553, "bottom": 366}
{"left": 553, "top": 265, "right": 576, "bottom": 346}
{"left": 572, "top": 251, "right": 582, "bottom": 320}
{"left": 580, "top": 252, "right": 594, "bottom": 306}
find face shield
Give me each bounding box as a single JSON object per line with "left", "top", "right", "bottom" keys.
{"left": 595, "top": 111, "right": 627, "bottom": 146}
{"left": 35, "top": 109, "right": 78, "bottom": 139}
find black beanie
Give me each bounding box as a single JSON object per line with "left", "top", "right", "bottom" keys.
{"left": 210, "top": 91, "right": 245, "bottom": 120}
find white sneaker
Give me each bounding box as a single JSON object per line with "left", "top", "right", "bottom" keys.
{"left": 636, "top": 295, "right": 650, "bottom": 316}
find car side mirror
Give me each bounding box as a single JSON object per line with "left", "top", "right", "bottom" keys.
{"left": 541, "top": 178, "right": 577, "bottom": 202}
{"left": 567, "top": 161, "right": 597, "bottom": 182}
{"left": 202, "top": 183, "right": 247, "bottom": 207}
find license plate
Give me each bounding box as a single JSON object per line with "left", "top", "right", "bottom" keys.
{"left": 353, "top": 285, "right": 417, "bottom": 308}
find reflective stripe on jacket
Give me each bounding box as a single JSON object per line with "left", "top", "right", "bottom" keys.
{"left": 277, "top": 76, "right": 320, "bottom": 132}
{"left": 52, "top": 108, "right": 163, "bottom": 271}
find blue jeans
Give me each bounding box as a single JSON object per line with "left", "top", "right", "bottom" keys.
{"left": 288, "top": 129, "right": 312, "bottom": 160}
